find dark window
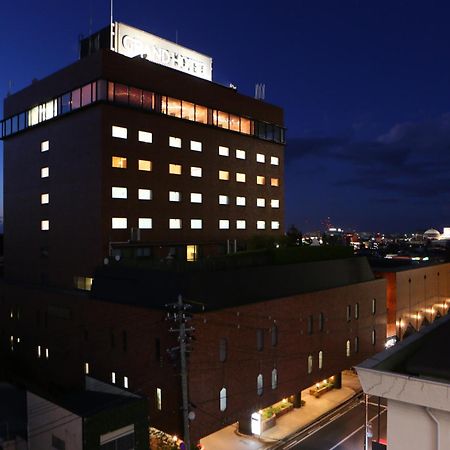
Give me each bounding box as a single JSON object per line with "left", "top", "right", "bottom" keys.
{"left": 115, "top": 83, "right": 128, "bottom": 105}
{"left": 372, "top": 329, "right": 376, "bottom": 345}
{"left": 372, "top": 298, "right": 377, "bottom": 315}
{"left": 354, "top": 303, "right": 359, "bottom": 320}
{"left": 155, "top": 338, "right": 161, "bottom": 362}
{"left": 100, "top": 432, "right": 134, "bottom": 450}
{"left": 52, "top": 434, "right": 65, "bottom": 450}
{"left": 219, "top": 338, "right": 227, "bottom": 362}
{"left": 318, "top": 312, "right": 324, "bottom": 331}
{"left": 354, "top": 336, "right": 359, "bottom": 353}
{"left": 307, "top": 315, "right": 313, "bottom": 335}
{"left": 346, "top": 305, "right": 351, "bottom": 322}
{"left": 256, "top": 329, "right": 264, "bottom": 351}
{"left": 271, "top": 324, "right": 278, "bottom": 347}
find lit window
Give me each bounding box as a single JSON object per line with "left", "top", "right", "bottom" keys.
{"left": 257, "top": 198, "right": 265, "bottom": 207}
{"left": 41, "top": 167, "right": 49, "bottom": 178}
{"left": 219, "top": 170, "right": 229, "bottom": 180}
{"left": 236, "top": 172, "right": 246, "bottom": 183}
{"left": 190, "top": 193, "right": 202, "bottom": 203}
{"left": 112, "top": 125, "right": 127, "bottom": 139}
{"left": 138, "top": 130, "right": 153, "bottom": 143}
{"left": 191, "top": 166, "right": 202, "bottom": 177}
{"left": 271, "top": 177, "right": 280, "bottom": 187}
{"left": 138, "top": 218, "right": 152, "bottom": 229}
{"left": 307, "top": 315, "right": 313, "bottom": 334}
{"left": 41, "top": 220, "right": 49, "bottom": 231}
{"left": 307, "top": 354, "right": 313, "bottom": 374}
{"left": 45, "top": 348, "right": 49, "bottom": 359}
{"left": 41, "top": 140, "right": 49, "bottom": 152}
{"left": 256, "top": 153, "right": 265, "bottom": 163}
{"left": 37, "top": 345, "right": 41, "bottom": 358}
{"left": 271, "top": 199, "right": 280, "bottom": 208}
{"left": 138, "top": 189, "right": 152, "bottom": 200}
{"left": 124, "top": 376, "right": 129, "bottom": 389}
{"left": 111, "top": 372, "right": 116, "bottom": 384}
{"left": 271, "top": 221, "right": 280, "bottom": 230}
{"left": 112, "top": 156, "right": 127, "bottom": 169}
{"left": 112, "top": 187, "right": 127, "bottom": 199}
{"left": 169, "top": 219, "right": 182, "bottom": 229}
{"left": 257, "top": 374, "right": 263, "bottom": 396}
{"left": 318, "top": 351, "right": 323, "bottom": 369}
{"left": 84, "top": 362, "right": 89, "bottom": 374}
{"left": 218, "top": 146, "right": 229, "bottom": 156}
{"left": 112, "top": 217, "right": 127, "bottom": 229}
{"left": 346, "top": 339, "right": 351, "bottom": 357}
{"left": 271, "top": 368, "right": 278, "bottom": 390}
{"left": 372, "top": 329, "right": 376, "bottom": 345}
{"left": 355, "top": 303, "right": 359, "bottom": 319}
{"left": 372, "top": 298, "right": 377, "bottom": 315}
{"left": 156, "top": 388, "right": 162, "bottom": 411}
{"left": 220, "top": 387, "right": 227, "bottom": 412}
{"left": 219, "top": 220, "right": 229, "bottom": 229}
{"left": 191, "top": 219, "right": 202, "bottom": 229}
{"left": 346, "top": 305, "right": 351, "bottom": 322}
{"left": 257, "top": 176, "right": 265, "bottom": 185}
{"left": 354, "top": 337, "right": 359, "bottom": 353}
{"left": 74, "top": 276, "right": 93, "bottom": 291}
{"left": 257, "top": 221, "right": 265, "bottom": 230}
{"left": 169, "top": 191, "right": 181, "bottom": 202}
{"left": 236, "top": 196, "right": 246, "bottom": 206}
{"left": 138, "top": 159, "right": 152, "bottom": 171}
{"left": 41, "top": 193, "right": 49, "bottom": 204}
{"left": 270, "top": 156, "right": 279, "bottom": 165}
{"left": 236, "top": 220, "right": 246, "bottom": 230}
{"left": 169, "top": 136, "right": 182, "bottom": 148}
{"left": 169, "top": 163, "right": 182, "bottom": 175}
{"left": 190, "top": 140, "right": 202, "bottom": 152}
{"left": 218, "top": 195, "right": 229, "bottom": 205}
{"left": 236, "top": 149, "right": 246, "bottom": 160}
{"left": 187, "top": 245, "right": 198, "bottom": 262}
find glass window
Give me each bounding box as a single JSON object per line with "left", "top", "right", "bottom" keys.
{"left": 307, "top": 315, "right": 313, "bottom": 335}
{"left": 41, "top": 167, "right": 49, "bottom": 178}
{"left": 257, "top": 374, "right": 263, "bottom": 396}
{"left": 346, "top": 339, "right": 351, "bottom": 357}
{"left": 220, "top": 387, "right": 227, "bottom": 412}
{"left": 218, "top": 195, "right": 229, "bottom": 205}
{"left": 271, "top": 221, "right": 280, "bottom": 230}
{"left": 114, "top": 84, "right": 128, "bottom": 104}
{"left": 190, "top": 193, "right": 202, "bottom": 203}
{"left": 217, "top": 111, "right": 229, "bottom": 129}
{"left": 41, "top": 193, "right": 49, "bottom": 204}
{"left": 257, "top": 221, "right": 266, "bottom": 230}
{"left": 111, "top": 372, "right": 116, "bottom": 384}
{"left": 169, "top": 219, "right": 182, "bottom": 229}
{"left": 112, "top": 156, "right": 127, "bottom": 169}
{"left": 235, "top": 149, "right": 246, "bottom": 160}
{"left": 138, "top": 218, "right": 152, "bottom": 229}
{"left": 138, "top": 131, "right": 152, "bottom": 143}
{"left": 41, "top": 140, "right": 49, "bottom": 152}
{"left": 169, "top": 136, "right": 182, "bottom": 148}
{"left": 236, "top": 196, "right": 246, "bottom": 206}
{"left": 190, "top": 166, "right": 202, "bottom": 177}
{"left": 219, "top": 170, "right": 229, "bottom": 180}
{"left": 236, "top": 173, "right": 246, "bottom": 183}
{"left": 230, "top": 114, "right": 240, "bottom": 132}
{"left": 196, "top": 105, "right": 208, "bottom": 124}
{"left": 84, "top": 362, "right": 89, "bottom": 375}
{"left": 167, "top": 97, "right": 182, "bottom": 118}
{"left": 256, "top": 329, "right": 264, "bottom": 351}
{"left": 169, "top": 164, "right": 182, "bottom": 175}
{"left": 138, "top": 160, "right": 152, "bottom": 171}
{"left": 138, "top": 189, "right": 152, "bottom": 200}
{"left": 257, "top": 198, "right": 266, "bottom": 207}
{"left": 191, "top": 219, "right": 202, "bottom": 229}
{"left": 129, "top": 87, "right": 142, "bottom": 107}
{"left": 346, "top": 305, "right": 351, "bottom": 322}
{"left": 241, "top": 117, "right": 252, "bottom": 134}
{"left": 354, "top": 337, "right": 359, "bottom": 353}
{"left": 124, "top": 376, "right": 129, "bottom": 389}
{"left": 41, "top": 220, "right": 49, "bottom": 231}
{"left": 112, "top": 125, "right": 127, "bottom": 139}
{"left": 190, "top": 140, "right": 202, "bottom": 152}
{"left": 81, "top": 83, "right": 92, "bottom": 106}
{"left": 271, "top": 368, "right": 278, "bottom": 390}
{"left": 219, "top": 220, "right": 229, "bottom": 229}
{"left": 257, "top": 176, "right": 265, "bottom": 185}
{"left": 372, "top": 329, "right": 376, "bottom": 345}
{"left": 218, "top": 146, "right": 229, "bottom": 157}
{"left": 112, "top": 218, "right": 127, "bottom": 229}
{"left": 187, "top": 244, "right": 198, "bottom": 262}
{"left": 72, "top": 88, "right": 81, "bottom": 110}
{"left": 307, "top": 354, "right": 313, "bottom": 374}
{"left": 355, "top": 303, "right": 359, "bottom": 319}
{"left": 271, "top": 156, "right": 279, "bottom": 166}
{"left": 271, "top": 178, "right": 280, "bottom": 187}
{"left": 271, "top": 325, "right": 278, "bottom": 347}
{"left": 182, "top": 101, "right": 195, "bottom": 120}
{"left": 271, "top": 199, "right": 280, "bottom": 208}
{"left": 319, "top": 312, "right": 324, "bottom": 331}
{"left": 112, "top": 187, "right": 127, "bottom": 199}
{"left": 156, "top": 388, "right": 162, "bottom": 411}
{"left": 372, "top": 298, "right": 377, "bottom": 315}
{"left": 236, "top": 220, "right": 246, "bottom": 230}
{"left": 256, "top": 153, "right": 265, "bottom": 163}
{"left": 169, "top": 191, "right": 181, "bottom": 202}
{"left": 318, "top": 351, "right": 323, "bottom": 369}
{"left": 143, "top": 90, "right": 153, "bottom": 110}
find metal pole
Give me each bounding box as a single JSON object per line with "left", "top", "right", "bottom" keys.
{"left": 178, "top": 295, "right": 191, "bottom": 450}
{"left": 377, "top": 396, "right": 381, "bottom": 443}
{"left": 364, "top": 394, "right": 369, "bottom": 450}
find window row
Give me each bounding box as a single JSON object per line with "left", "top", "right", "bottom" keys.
{"left": 307, "top": 351, "right": 324, "bottom": 374}
{"left": 346, "top": 299, "right": 377, "bottom": 321}
{"left": 1, "top": 79, "right": 286, "bottom": 145}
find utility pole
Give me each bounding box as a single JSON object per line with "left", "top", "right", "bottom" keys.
{"left": 167, "top": 295, "right": 194, "bottom": 450}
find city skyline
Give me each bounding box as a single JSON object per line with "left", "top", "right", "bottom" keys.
{"left": 2, "top": 0, "right": 450, "bottom": 232}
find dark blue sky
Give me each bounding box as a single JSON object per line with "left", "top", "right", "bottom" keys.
{"left": 2, "top": 0, "right": 450, "bottom": 232}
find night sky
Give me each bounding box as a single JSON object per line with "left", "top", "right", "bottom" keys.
{"left": 1, "top": 0, "right": 450, "bottom": 233}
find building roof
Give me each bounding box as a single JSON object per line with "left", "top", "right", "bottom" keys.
{"left": 91, "top": 256, "right": 376, "bottom": 311}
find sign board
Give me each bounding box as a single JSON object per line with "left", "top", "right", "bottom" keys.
{"left": 114, "top": 22, "right": 213, "bottom": 81}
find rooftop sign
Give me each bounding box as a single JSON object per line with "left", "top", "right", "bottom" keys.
{"left": 113, "top": 22, "right": 213, "bottom": 81}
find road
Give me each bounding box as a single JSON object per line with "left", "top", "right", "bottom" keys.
{"left": 275, "top": 396, "right": 387, "bottom": 450}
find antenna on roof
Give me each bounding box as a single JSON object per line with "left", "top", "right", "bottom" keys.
{"left": 255, "top": 83, "right": 265, "bottom": 100}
